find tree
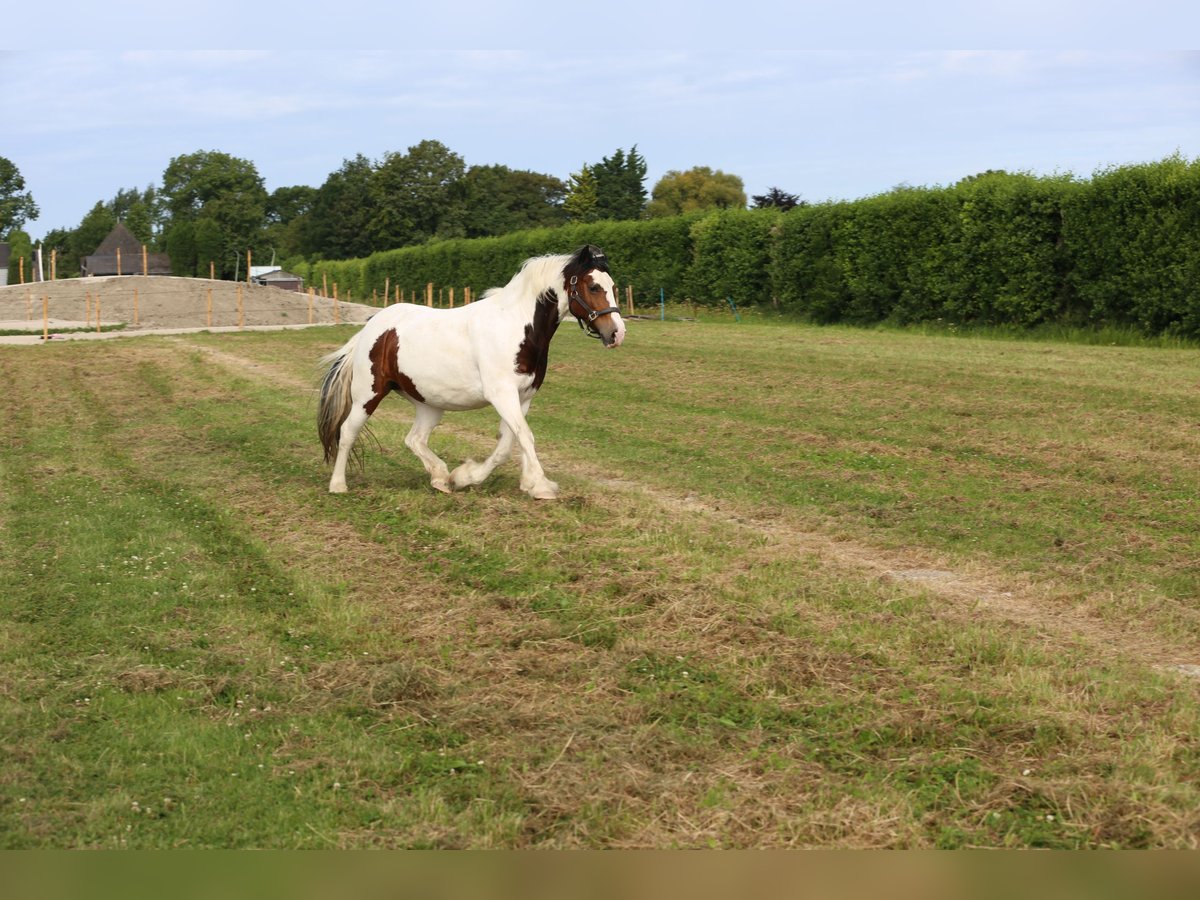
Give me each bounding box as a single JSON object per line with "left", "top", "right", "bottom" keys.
{"left": 161, "top": 151, "right": 267, "bottom": 276}
{"left": 193, "top": 218, "right": 224, "bottom": 276}
{"left": 122, "top": 201, "right": 155, "bottom": 246}
{"left": 4, "top": 229, "right": 32, "bottom": 284}
{"left": 40, "top": 227, "right": 76, "bottom": 277}
{"left": 0, "top": 156, "right": 38, "bottom": 237}
{"left": 646, "top": 167, "right": 747, "bottom": 217}
{"left": 563, "top": 164, "right": 600, "bottom": 222}
{"left": 106, "top": 185, "right": 164, "bottom": 241}
{"left": 70, "top": 202, "right": 117, "bottom": 264}
{"left": 302, "top": 155, "right": 375, "bottom": 259}
{"left": 751, "top": 187, "right": 805, "bottom": 211}
{"left": 165, "top": 220, "right": 197, "bottom": 276}
{"left": 459, "top": 165, "right": 567, "bottom": 237}
{"left": 591, "top": 145, "right": 648, "bottom": 220}
{"left": 369, "top": 140, "right": 465, "bottom": 249}
{"left": 264, "top": 185, "right": 316, "bottom": 260}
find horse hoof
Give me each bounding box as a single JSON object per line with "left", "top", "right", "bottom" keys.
{"left": 449, "top": 461, "right": 478, "bottom": 490}
{"left": 329, "top": 482, "right": 348, "bottom": 494}
{"left": 431, "top": 479, "right": 453, "bottom": 494}
{"left": 530, "top": 485, "right": 559, "bottom": 500}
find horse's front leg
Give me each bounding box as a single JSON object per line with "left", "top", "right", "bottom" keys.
{"left": 449, "top": 415, "right": 518, "bottom": 491}
{"left": 486, "top": 390, "right": 558, "bottom": 500}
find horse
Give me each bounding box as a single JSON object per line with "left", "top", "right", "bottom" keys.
{"left": 316, "top": 244, "right": 625, "bottom": 500}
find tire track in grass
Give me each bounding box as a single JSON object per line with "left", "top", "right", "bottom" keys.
{"left": 182, "top": 339, "right": 1200, "bottom": 682}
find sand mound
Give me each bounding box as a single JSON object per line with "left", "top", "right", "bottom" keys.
{"left": 0, "top": 275, "right": 377, "bottom": 341}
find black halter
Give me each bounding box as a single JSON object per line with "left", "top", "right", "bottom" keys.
{"left": 566, "top": 274, "right": 620, "bottom": 339}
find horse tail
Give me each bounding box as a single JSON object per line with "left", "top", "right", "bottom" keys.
{"left": 317, "top": 332, "right": 361, "bottom": 464}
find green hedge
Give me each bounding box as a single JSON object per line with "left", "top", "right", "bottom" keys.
{"left": 297, "top": 216, "right": 697, "bottom": 306}
{"left": 299, "top": 155, "right": 1200, "bottom": 337}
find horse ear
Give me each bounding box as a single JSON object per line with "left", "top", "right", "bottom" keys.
{"left": 585, "top": 244, "right": 608, "bottom": 271}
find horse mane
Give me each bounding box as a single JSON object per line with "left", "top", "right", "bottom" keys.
{"left": 480, "top": 246, "right": 609, "bottom": 304}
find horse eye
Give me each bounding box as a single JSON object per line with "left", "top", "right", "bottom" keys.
{"left": 589, "top": 283, "right": 603, "bottom": 292}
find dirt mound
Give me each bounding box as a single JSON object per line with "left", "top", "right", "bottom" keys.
{"left": 0, "top": 275, "right": 377, "bottom": 338}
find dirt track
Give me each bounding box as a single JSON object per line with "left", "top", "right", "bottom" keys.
{"left": 0, "top": 275, "right": 376, "bottom": 344}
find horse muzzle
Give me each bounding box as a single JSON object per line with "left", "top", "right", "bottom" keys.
{"left": 598, "top": 314, "right": 626, "bottom": 348}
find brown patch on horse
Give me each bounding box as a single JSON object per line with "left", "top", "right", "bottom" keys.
{"left": 366, "top": 327, "right": 425, "bottom": 414}
{"left": 514, "top": 289, "right": 561, "bottom": 391}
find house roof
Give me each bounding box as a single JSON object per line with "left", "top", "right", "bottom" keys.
{"left": 92, "top": 222, "right": 144, "bottom": 256}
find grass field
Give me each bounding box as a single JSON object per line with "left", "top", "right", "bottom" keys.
{"left": 1, "top": 319, "right": 1198, "bottom": 848}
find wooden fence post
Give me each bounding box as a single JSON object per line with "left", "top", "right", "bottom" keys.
{"left": 142, "top": 245, "right": 148, "bottom": 276}
{"left": 210, "top": 260, "right": 215, "bottom": 280}
{"left": 384, "top": 277, "right": 390, "bottom": 307}
{"left": 50, "top": 249, "right": 56, "bottom": 281}
{"left": 246, "top": 250, "right": 252, "bottom": 284}
{"left": 116, "top": 247, "right": 122, "bottom": 276}
{"left": 426, "top": 282, "right": 433, "bottom": 307}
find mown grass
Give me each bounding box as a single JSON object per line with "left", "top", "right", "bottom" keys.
{"left": 1, "top": 319, "right": 1198, "bottom": 848}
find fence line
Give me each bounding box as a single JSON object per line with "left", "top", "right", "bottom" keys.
{"left": 2, "top": 275, "right": 685, "bottom": 336}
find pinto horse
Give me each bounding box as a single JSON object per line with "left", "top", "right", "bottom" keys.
{"left": 317, "top": 245, "right": 625, "bottom": 500}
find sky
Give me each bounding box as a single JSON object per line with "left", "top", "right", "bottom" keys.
{"left": 3, "top": 3, "right": 1199, "bottom": 241}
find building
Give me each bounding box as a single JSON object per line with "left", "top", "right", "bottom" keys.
{"left": 250, "top": 266, "right": 304, "bottom": 292}
{"left": 0, "top": 243, "right": 9, "bottom": 286}
{"left": 81, "top": 222, "right": 172, "bottom": 276}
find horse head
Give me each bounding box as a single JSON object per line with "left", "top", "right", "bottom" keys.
{"left": 563, "top": 245, "right": 626, "bottom": 348}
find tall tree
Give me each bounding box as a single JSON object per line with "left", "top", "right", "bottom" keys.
{"left": 646, "top": 166, "right": 747, "bottom": 217}
{"left": 160, "top": 150, "right": 267, "bottom": 276}
{"left": 106, "top": 185, "right": 164, "bottom": 238}
{"left": 591, "top": 145, "right": 648, "bottom": 220}
{"left": 0, "top": 156, "right": 38, "bottom": 237}
{"left": 4, "top": 229, "right": 32, "bottom": 284}
{"left": 264, "top": 185, "right": 317, "bottom": 260}
{"left": 39, "top": 226, "right": 76, "bottom": 277}
{"left": 563, "top": 164, "right": 599, "bottom": 223}
{"left": 459, "top": 165, "right": 567, "bottom": 237}
{"left": 70, "top": 202, "right": 117, "bottom": 264}
{"left": 302, "top": 155, "right": 375, "bottom": 259}
{"left": 122, "top": 201, "right": 155, "bottom": 246}
{"left": 369, "top": 140, "right": 465, "bottom": 249}
{"left": 193, "top": 218, "right": 224, "bottom": 276}
{"left": 751, "top": 187, "right": 805, "bottom": 211}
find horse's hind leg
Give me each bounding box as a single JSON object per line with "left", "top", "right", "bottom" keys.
{"left": 405, "top": 402, "right": 452, "bottom": 494}
{"left": 329, "top": 405, "right": 370, "bottom": 494}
